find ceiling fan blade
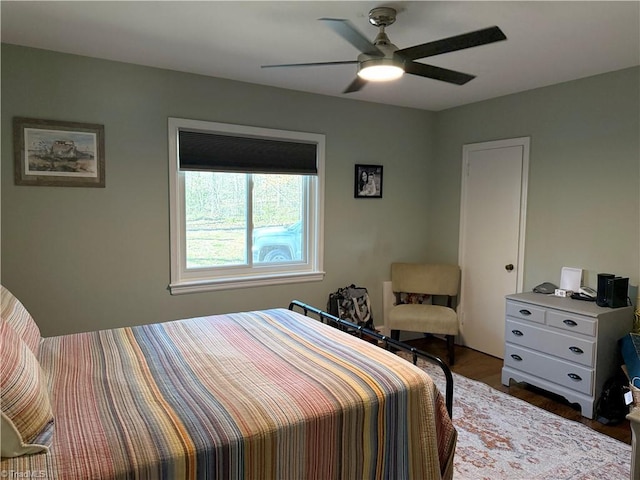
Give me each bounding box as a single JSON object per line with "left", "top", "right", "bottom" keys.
{"left": 319, "top": 18, "right": 383, "bottom": 56}
{"left": 396, "top": 26, "right": 506, "bottom": 61}
{"left": 262, "top": 60, "right": 358, "bottom": 69}
{"left": 404, "top": 61, "right": 475, "bottom": 85}
{"left": 343, "top": 77, "right": 368, "bottom": 94}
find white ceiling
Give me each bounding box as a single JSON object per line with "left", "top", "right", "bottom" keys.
{"left": 2, "top": 1, "right": 639, "bottom": 111}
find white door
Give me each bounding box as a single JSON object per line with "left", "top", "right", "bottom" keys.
{"left": 458, "top": 138, "right": 529, "bottom": 358}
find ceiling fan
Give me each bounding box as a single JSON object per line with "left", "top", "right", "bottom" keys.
{"left": 262, "top": 7, "right": 506, "bottom": 93}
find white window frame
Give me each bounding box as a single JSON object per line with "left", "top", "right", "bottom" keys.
{"left": 168, "top": 117, "right": 325, "bottom": 294}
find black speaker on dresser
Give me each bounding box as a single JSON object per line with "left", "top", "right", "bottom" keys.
{"left": 596, "top": 273, "right": 615, "bottom": 307}
{"left": 606, "top": 276, "right": 629, "bottom": 308}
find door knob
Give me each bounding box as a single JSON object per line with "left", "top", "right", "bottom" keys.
{"left": 505, "top": 264, "right": 514, "bottom": 272}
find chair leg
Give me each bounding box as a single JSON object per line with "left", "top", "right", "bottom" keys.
{"left": 391, "top": 329, "right": 400, "bottom": 341}
{"left": 447, "top": 335, "right": 455, "bottom": 366}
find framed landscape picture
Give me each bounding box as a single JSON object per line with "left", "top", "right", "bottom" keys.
{"left": 14, "top": 117, "right": 105, "bottom": 187}
{"left": 354, "top": 164, "right": 383, "bottom": 198}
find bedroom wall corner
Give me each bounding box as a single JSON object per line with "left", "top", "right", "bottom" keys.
{"left": 430, "top": 66, "right": 640, "bottom": 292}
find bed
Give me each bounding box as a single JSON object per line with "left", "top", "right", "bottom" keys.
{"left": 1, "top": 286, "right": 456, "bottom": 479}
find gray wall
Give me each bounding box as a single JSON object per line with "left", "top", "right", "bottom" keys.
{"left": 1, "top": 44, "right": 435, "bottom": 336}
{"left": 431, "top": 67, "right": 639, "bottom": 291}
{"left": 2, "top": 44, "right": 638, "bottom": 337}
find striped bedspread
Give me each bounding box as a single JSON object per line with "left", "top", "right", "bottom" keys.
{"left": 1, "top": 308, "right": 456, "bottom": 479}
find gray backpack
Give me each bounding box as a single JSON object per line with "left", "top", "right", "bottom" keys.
{"left": 327, "top": 285, "right": 374, "bottom": 329}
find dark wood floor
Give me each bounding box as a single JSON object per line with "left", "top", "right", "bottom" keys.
{"left": 405, "top": 336, "right": 632, "bottom": 445}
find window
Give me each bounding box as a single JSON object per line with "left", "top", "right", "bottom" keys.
{"left": 168, "top": 118, "right": 325, "bottom": 294}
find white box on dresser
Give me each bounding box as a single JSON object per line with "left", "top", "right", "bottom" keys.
{"left": 501, "top": 292, "right": 633, "bottom": 419}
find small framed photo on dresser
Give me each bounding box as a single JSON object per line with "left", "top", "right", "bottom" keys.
{"left": 354, "top": 164, "right": 383, "bottom": 198}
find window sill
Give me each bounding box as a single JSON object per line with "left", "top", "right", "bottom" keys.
{"left": 169, "top": 270, "right": 325, "bottom": 295}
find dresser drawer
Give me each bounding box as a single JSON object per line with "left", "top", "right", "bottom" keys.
{"left": 505, "top": 301, "right": 545, "bottom": 325}
{"left": 504, "top": 344, "right": 594, "bottom": 395}
{"left": 546, "top": 310, "right": 596, "bottom": 337}
{"left": 505, "top": 319, "right": 595, "bottom": 367}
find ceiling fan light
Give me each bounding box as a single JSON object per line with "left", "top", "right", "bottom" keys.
{"left": 358, "top": 65, "right": 404, "bottom": 81}
{"left": 357, "top": 58, "right": 404, "bottom": 81}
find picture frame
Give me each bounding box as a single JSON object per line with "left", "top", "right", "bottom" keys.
{"left": 354, "top": 164, "right": 383, "bottom": 198}
{"left": 14, "top": 117, "right": 105, "bottom": 187}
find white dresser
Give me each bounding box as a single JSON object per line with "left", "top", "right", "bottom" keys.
{"left": 501, "top": 292, "right": 633, "bottom": 419}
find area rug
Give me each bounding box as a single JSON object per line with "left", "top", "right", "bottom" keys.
{"left": 400, "top": 353, "right": 632, "bottom": 480}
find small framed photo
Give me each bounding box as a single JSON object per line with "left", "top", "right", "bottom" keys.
{"left": 14, "top": 117, "right": 105, "bottom": 187}
{"left": 354, "top": 164, "right": 383, "bottom": 198}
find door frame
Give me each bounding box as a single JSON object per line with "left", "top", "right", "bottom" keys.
{"left": 457, "top": 137, "right": 530, "bottom": 340}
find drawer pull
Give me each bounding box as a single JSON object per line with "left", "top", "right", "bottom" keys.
{"left": 511, "top": 329, "right": 524, "bottom": 337}
{"left": 567, "top": 373, "right": 582, "bottom": 381}
{"left": 510, "top": 354, "right": 523, "bottom": 361}
{"left": 569, "top": 346, "right": 584, "bottom": 354}
{"left": 563, "top": 319, "right": 578, "bottom": 327}
{"left": 519, "top": 309, "right": 531, "bottom": 316}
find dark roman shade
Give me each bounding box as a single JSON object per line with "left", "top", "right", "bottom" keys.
{"left": 179, "top": 130, "right": 318, "bottom": 175}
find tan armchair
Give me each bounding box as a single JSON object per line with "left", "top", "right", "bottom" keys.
{"left": 389, "top": 263, "right": 460, "bottom": 365}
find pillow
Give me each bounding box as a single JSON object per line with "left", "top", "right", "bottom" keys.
{"left": 1, "top": 320, "right": 54, "bottom": 458}
{"left": 1, "top": 285, "right": 41, "bottom": 356}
